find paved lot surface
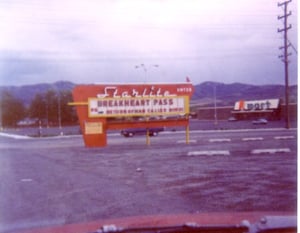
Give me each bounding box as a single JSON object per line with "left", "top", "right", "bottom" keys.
{"left": 0, "top": 127, "right": 297, "bottom": 233}
{"left": 1, "top": 119, "right": 297, "bottom": 137}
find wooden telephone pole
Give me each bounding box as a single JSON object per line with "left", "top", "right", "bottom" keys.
{"left": 278, "top": 0, "right": 292, "bottom": 129}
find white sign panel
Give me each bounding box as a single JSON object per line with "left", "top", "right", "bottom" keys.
{"left": 88, "top": 96, "right": 189, "bottom": 117}
{"left": 234, "top": 99, "right": 280, "bottom": 111}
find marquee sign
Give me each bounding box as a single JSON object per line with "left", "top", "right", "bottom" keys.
{"left": 70, "top": 82, "right": 194, "bottom": 147}
{"left": 88, "top": 96, "right": 188, "bottom": 117}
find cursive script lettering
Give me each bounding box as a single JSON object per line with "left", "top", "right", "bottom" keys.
{"left": 97, "top": 86, "right": 176, "bottom": 98}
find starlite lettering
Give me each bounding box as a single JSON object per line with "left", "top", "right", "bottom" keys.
{"left": 96, "top": 86, "right": 176, "bottom": 98}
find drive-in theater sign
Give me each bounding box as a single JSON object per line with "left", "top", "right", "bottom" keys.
{"left": 70, "top": 83, "right": 194, "bottom": 147}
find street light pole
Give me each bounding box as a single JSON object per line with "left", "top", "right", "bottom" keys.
{"left": 57, "top": 92, "right": 62, "bottom": 130}
{"left": 135, "top": 64, "right": 159, "bottom": 83}
{"left": 214, "top": 85, "right": 218, "bottom": 125}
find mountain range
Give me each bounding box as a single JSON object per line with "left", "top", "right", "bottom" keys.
{"left": 0, "top": 81, "right": 297, "bottom": 107}
{"left": 192, "top": 81, "right": 297, "bottom": 106}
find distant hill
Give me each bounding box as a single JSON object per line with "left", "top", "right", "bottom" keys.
{"left": 0, "top": 81, "right": 75, "bottom": 107}
{"left": 192, "top": 81, "right": 297, "bottom": 107}
{"left": 0, "top": 81, "right": 297, "bottom": 107}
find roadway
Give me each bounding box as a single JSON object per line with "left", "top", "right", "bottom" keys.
{"left": 0, "top": 127, "right": 297, "bottom": 233}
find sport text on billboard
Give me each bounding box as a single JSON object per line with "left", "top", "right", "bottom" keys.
{"left": 234, "top": 99, "right": 280, "bottom": 111}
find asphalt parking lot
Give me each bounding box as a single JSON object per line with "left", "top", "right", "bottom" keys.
{"left": 1, "top": 119, "right": 297, "bottom": 137}
{"left": 0, "top": 126, "right": 297, "bottom": 233}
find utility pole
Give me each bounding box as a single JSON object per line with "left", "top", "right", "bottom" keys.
{"left": 278, "top": 0, "right": 292, "bottom": 129}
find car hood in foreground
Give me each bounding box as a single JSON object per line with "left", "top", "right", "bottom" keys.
{"left": 17, "top": 212, "right": 296, "bottom": 233}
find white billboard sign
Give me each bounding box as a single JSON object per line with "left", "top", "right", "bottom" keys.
{"left": 234, "top": 99, "right": 280, "bottom": 111}
{"left": 88, "top": 96, "right": 189, "bottom": 117}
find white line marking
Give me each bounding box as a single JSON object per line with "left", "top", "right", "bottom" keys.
{"left": 242, "top": 137, "right": 264, "bottom": 141}
{"left": 20, "top": 178, "right": 33, "bottom": 182}
{"left": 188, "top": 150, "right": 230, "bottom": 156}
{"left": 274, "top": 136, "right": 295, "bottom": 140}
{"left": 251, "top": 148, "right": 291, "bottom": 154}
{"left": 177, "top": 139, "right": 197, "bottom": 143}
{"left": 209, "top": 138, "right": 231, "bottom": 142}
{"left": 0, "top": 132, "right": 31, "bottom": 139}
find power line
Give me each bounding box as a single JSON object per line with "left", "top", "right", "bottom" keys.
{"left": 287, "top": 39, "right": 298, "bottom": 54}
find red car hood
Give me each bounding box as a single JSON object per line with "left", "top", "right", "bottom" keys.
{"left": 17, "top": 212, "right": 296, "bottom": 233}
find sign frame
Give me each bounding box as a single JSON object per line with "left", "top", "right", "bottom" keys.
{"left": 88, "top": 96, "right": 190, "bottom": 118}
{"left": 70, "top": 82, "right": 194, "bottom": 147}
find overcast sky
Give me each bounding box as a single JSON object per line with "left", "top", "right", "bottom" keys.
{"left": 0, "top": 0, "right": 298, "bottom": 86}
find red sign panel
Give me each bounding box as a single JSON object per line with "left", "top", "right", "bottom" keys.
{"left": 71, "top": 83, "right": 194, "bottom": 147}
{"left": 74, "top": 83, "right": 193, "bottom": 99}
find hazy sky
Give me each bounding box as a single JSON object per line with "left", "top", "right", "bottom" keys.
{"left": 0, "top": 0, "right": 298, "bottom": 86}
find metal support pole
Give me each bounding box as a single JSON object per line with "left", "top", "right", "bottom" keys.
{"left": 214, "top": 85, "right": 218, "bottom": 125}
{"left": 186, "top": 124, "right": 190, "bottom": 145}
{"left": 146, "top": 117, "right": 150, "bottom": 145}
{"left": 146, "top": 128, "right": 150, "bottom": 145}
